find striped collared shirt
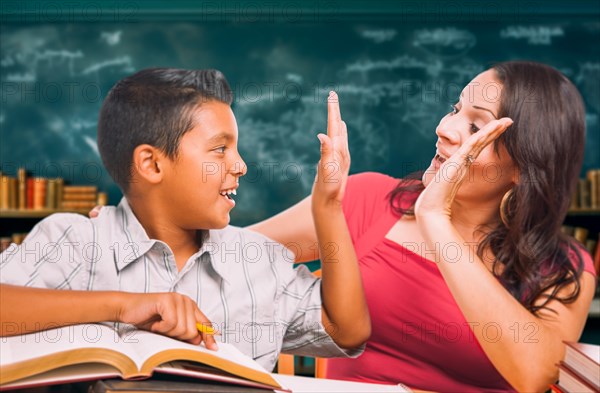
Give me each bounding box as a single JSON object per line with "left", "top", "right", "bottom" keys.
{"left": 0, "top": 198, "right": 362, "bottom": 370}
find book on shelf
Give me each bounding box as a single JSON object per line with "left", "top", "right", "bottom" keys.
{"left": 17, "top": 168, "right": 26, "bottom": 210}
{"left": 0, "top": 323, "right": 288, "bottom": 392}
{"left": 572, "top": 169, "right": 600, "bottom": 210}
{"left": 0, "top": 167, "right": 105, "bottom": 212}
{"left": 557, "top": 342, "right": 600, "bottom": 393}
{"left": 595, "top": 233, "right": 600, "bottom": 278}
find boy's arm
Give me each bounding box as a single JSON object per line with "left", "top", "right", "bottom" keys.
{"left": 312, "top": 92, "right": 370, "bottom": 349}
{"left": 0, "top": 284, "right": 218, "bottom": 349}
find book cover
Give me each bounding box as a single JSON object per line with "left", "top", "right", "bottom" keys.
{"left": 563, "top": 341, "right": 600, "bottom": 391}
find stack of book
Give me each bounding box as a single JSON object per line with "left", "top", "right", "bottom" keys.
{"left": 0, "top": 168, "right": 106, "bottom": 211}
{"left": 571, "top": 169, "right": 600, "bottom": 211}
{"left": 553, "top": 342, "right": 600, "bottom": 393}
{"left": 62, "top": 185, "right": 99, "bottom": 210}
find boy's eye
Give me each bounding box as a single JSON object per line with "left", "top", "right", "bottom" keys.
{"left": 214, "top": 146, "right": 226, "bottom": 154}
{"left": 450, "top": 104, "right": 459, "bottom": 115}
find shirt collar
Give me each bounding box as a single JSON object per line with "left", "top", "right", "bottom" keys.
{"left": 113, "top": 198, "right": 156, "bottom": 271}
{"left": 113, "top": 197, "right": 229, "bottom": 281}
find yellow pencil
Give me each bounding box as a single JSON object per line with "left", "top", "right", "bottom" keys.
{"left": 196, "top": 322, "right": 221, "bottom": 336}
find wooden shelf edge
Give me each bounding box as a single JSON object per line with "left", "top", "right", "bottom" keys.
{"left": 567, "top": 209, "right": 600, "bottom": 216}
{"left": 0, "top": 209, "right": 92, "bottom": 218}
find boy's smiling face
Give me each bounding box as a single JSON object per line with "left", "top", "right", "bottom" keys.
{"left": 160, "top": 100, "right": 246, "bottom": 230}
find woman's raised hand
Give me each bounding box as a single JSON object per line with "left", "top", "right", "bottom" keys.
{"left": 312, "top": 91, "right": 351, "bottom": 209}
{"left": 414, "top": 117, "right": 513, "bottom": 221}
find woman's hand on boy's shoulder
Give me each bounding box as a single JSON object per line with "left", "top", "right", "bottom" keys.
{"left": 114, "top": 291, "right": 219, "bottom": 350}
{"left": 89, "top": 205, "right": 103, "bottom": 218}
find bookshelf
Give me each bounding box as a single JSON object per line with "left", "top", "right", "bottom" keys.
{"left": 564, "top": 207, "right": 600, "bottom": 320}
{"left": 0, "top": 169, "right": 107, "bottom": 249}
{"left": 0, "top": 208, "right": 93, "bottom": 219}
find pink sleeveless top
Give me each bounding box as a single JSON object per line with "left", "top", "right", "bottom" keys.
{"left": 326, "top": 172, "right": 597, "bottom": 392}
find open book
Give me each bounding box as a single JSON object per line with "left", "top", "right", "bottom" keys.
{"left": 0, "top": 323, "right": 285, "bottom": 391}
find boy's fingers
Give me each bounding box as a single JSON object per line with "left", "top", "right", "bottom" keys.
{"left": 195, "top": 309, "right": 219, "bottom": 350}
{"left": 327, "top": 91, "right": 342, "bottom": 138}
{"left": 203, "top": 331, "right": 219, "bottom": 351}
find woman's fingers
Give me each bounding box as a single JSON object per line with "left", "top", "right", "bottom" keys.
{"left": 459, "top": 118, "right": 513, "bottom": 165}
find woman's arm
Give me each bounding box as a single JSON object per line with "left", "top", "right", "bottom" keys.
{"left": 246, "top": 196, "right": 318, "bottom": 263}
{"left": 418, "top": 218, "right": 594, "bottom": 392}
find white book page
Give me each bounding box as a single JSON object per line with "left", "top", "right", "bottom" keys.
{"left": 272, "top": 374, "right": 412, "bottom": 393}
{"left": 128, "top": 330, "right": 268, "bottom": 373}
{"left": 0, "top": 323, "right": 143, "bottom": 368}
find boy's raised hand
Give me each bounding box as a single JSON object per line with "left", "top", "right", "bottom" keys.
{"left": 312, "top": 91, "right": 350, "bottom": 208}
{"left": 117, "top": 292, "right": 219, "bottom": 350}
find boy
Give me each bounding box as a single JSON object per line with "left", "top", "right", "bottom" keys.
{"left": 0, "top": 68, "right": 369, "bottom": 370}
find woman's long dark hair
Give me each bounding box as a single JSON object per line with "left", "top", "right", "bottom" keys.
{"left": 389, "top": 61, "right": 587, "bottom": 314}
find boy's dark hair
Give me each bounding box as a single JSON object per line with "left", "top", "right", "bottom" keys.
{"left": 97, "top": 68, "right": 233, "bottom": 192}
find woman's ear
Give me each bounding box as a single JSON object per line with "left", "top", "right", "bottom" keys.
{"left": 131, "top": 144, "right": 165, "bottom": 185}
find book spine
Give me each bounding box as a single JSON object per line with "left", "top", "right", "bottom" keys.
{"left": 33, "top": 178, "right": 47, "bottom": 210}
{"left": 26, "top": 177, "right": 34, "bottom": 209}
{"left": 63, "top": 193, "right": 98, "bottom": 201}
{"left": 46, "top": 179, "right": 57, "bottom": 209}
{"left": 17, "top": 168, "right": 26, "bottom": 210}
{"left": 0, "top": 175, "right": 8, "bottom": 209}
{"left": 63, "top": 186, "right": 98, "bottom": 194}
{"left": 0, "top": 237, "right": 12, "bottom": 252}
{"left": 594, "top": 169, "right": 600, "bottom": 209}
{"left": 595, "top": 233, "right": 600, "bottom": 277}
{"left": 573, "top": 227, "right": 589, "bottom": 244}
{"left": 8, "top": 177, "right": 17, "bottom": 209}
{"left": 579, "top": 179, "right": 591, "bottom": 209}
{"left": 589, "top": 169, "right": 598, "bottom": 208}
{"left": 61, "top": 201, "right": 98, "bottom": 209}
{"left": 97, "top": 192, "right": 108, "bottom": 206}
{"left": 55, "top": 178, "right": 64, "bottom": 209}
{"left": 570, "top": 180, "right": 580, "bottom": 210}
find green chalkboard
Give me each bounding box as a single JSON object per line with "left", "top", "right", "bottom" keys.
{"left": 1, "top": 1, "right": 599, "bottom": 225}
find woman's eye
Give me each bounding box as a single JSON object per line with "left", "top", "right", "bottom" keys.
{"left": 214, "top": 146, "right": 226, "bottom": 154}
{"left": 470, "top": 123, "right": 480, "bottom": 133}
{"left": 450, "top": 104, "right": 459, "bottom": 115}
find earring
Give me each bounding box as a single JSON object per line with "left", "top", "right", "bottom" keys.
{"left": 500, "top": 188, "right": 514, "bottom": 228}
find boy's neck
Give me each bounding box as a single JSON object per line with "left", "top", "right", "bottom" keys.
{"left": 126, "top": 195, "right": 205, "bottom": 271}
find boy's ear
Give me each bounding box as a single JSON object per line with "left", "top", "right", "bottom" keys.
{"left": 132, "top": 144, "right": 166, "bottom": 185}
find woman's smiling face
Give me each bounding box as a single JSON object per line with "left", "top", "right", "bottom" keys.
{"left": 422, "top": 69, "right": 518, "bottom": 204}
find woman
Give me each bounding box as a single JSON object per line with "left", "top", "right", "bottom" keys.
{"left": 248, "top": 61, "right": 597, "bottom": 392}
